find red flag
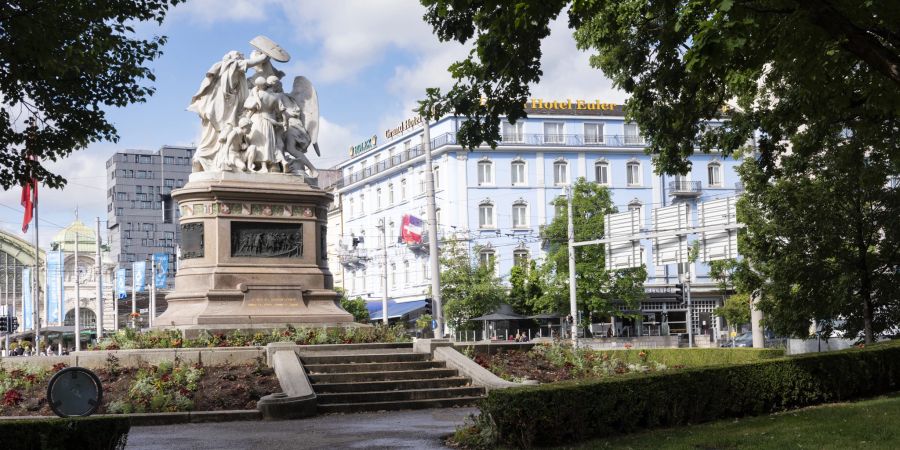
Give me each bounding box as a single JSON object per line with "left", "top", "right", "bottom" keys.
{"left": 21, "top": 171, "right": 36, "bottom": 234}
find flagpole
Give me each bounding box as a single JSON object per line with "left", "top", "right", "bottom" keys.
{"left": 96, "top": 217, "right": 103, "bottom": 341}
{"left": 32, "top": 184, "right": 40, "bottom": 354}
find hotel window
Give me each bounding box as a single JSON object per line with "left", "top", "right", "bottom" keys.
{"left": 435, "top": 208, "right": 441, "bottom": 226}
{"left": 512, "top": 201, "right": 528, "bottom": 228}
{"left": 553, "top": 160, "right": 568, "bottom": 185}
{"left": 478, "top": 202, "right": 495, "bottom": 228}
{"left": 511, "top": 160, "right": 526, "bottom": 186}
{"left": 502, "top": 121, "right": 524, "bottom": 143}
{"left": 595, "top": 161, "right": 609, "bottom": 185}
{"left": 585, "top": 123, "right": 604, "bottom": 144}
{"left": 348, "top": 197, "right": 355, "bottom": 217}
{"left": 164, "top": 156, "right": 174, "bottom": 165}
{"left": 390, "top": 263, "right": 397, "bottom": 288}
{"left": 388, "top": 183, "right": 395, "bottom": 204}
{"left": 479, "top": 249, "right": 496, "bottom": 268}
{"left": 626, "top": 161, "right": 641, "bottom": 186}
{"left": 433, "top": 166, "right": 440, "bottom": 190}
{"left": 513, "top": 249, "right": 529, "bottom": 267}
{"left": 417, "top": 171, "right": 426, "bottom": 194}
{"left": 376, "top": 188, "right": 382, "bottom": 209}
{"left": 624, "top": 123, "right": 645, "bottom": 144}
{"left": 400, "top": 179, "right": 407, "bottom": 200}
{"left": 628, "top": 199, "right": 643, "bottom": 226}
{"left": 359, "top": 194, "right": 365, "bottom": 215}
{"left": 543, "top": 122, "right": 564, "bottom": 144}
{"left": 403, "top": 260, "right": 410, "bottom": 285}
{"left": 388, "top": 148, "right": 396, "bottom": 164}
{"left": 403, "top": 140, "right": 411, "bottom": 154}
{"left": 708, "top": 162, "right": 722, "bottom": 187}
{"left": 477, "top": 160, "right": 494, "bottom": 185}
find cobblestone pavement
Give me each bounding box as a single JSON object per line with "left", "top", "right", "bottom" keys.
{"left": 127, "top": 407, "right": 477, "bottom": 450}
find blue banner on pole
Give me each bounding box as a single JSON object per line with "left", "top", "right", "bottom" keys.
{"left": 46, "top": 251, "right": 64, "bottom": 324}
{"left": 153, "top": 253, "right": 168, "bottom": 289}
{"left": 22, "top": 268, "right": 32, "bottom": 330}
{"left": 133, "top": 261, "right": 146, "bottom": 292}
{"left": 116, "top": 268, "right": 127, "bottom": 300}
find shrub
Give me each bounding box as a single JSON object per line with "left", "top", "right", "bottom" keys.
{"left": 0, "top": 416, "right": 130, "bottom": 450}
{"left": 473, "top": 340, "right": 900, "bottom": 448}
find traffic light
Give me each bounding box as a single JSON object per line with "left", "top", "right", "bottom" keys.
{"left": 423, "top": 298, "right": 433, "bottom": 315}
{"left": 0, "top": 316, "right": 7, "bottom": 332}
{"left": 674, "top": 283, "right": 684, "bottom": 302}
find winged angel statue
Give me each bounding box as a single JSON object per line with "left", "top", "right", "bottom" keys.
{"left": 188, "top": 36, "right": 320, "bottom": 179}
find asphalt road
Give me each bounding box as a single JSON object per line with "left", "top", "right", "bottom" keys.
{"left": 127, "top": 407, "right": 478, "bottom": 450}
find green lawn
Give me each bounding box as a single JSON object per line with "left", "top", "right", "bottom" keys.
{"left": 573, "top": 394, "right": 900, "bottom": 450}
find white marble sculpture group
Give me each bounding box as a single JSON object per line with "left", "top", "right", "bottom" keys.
{"left": 188, "top": 36, "right": 320, "bottom": 179}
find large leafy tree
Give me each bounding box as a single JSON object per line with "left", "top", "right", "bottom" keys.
{"left": 419, "top": 1, "right": 900, "bottom": 343}
{"left": 0, "top": 0, "right": 183, "bottom": 189}
{"left": 537, "top": 178, "right": 646, "bottom": 324}
{"left": 439, "top": 239, "right": 507, "bottom": 330}
{"left": 507, "top": 259, "right": 544, "bottom": 316}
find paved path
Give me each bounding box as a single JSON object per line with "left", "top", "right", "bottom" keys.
{"left": 127, "top": 407, "right": 477, "bottom": 450}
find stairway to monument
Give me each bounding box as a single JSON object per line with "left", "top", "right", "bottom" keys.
{"left": 299, "top": 343, "right": 485, "bottom": 414}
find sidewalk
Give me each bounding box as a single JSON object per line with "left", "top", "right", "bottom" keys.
{"left": 127, "top": 407, "right": 477, "bottom": 450}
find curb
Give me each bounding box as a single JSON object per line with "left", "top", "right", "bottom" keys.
{"left": 0, "top": 410, "right": 262, "bottom": 426}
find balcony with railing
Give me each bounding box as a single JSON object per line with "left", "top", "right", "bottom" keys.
{"left": 668, "top": 180, "right": 702, "bottom": 197}
{"left": 335, "top": 132, "right": 650, "bottom": 190}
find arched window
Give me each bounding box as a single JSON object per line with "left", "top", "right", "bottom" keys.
{"left": 626, "top": 161, "right": 641, "bottom": 186}
{"left": 708, "top": 161, "right": 722, "bottom": 187}
{"left": 359, "top": 193, "right": 365, "bottom": 215}
{"left": 512, "top": 201, "right": 528, "bottom": 228}
{"left": 477, "top": 159, "right": 494, "bottom": 185}
{"left": 376, "top": 188, "right": 382, "bottom": 209}
{"left": 400, "top": 179, "right": 407, "bottom": 200}
{"left": 511, "top": 160, "right": 527, "bottom": 186}
{"left": 433, "top": 166, "right": 441, "bottom": 190}
{"left": 388, "top": 183, "right": 395, "bottom": 204}
{"left": 479, "top": 201, "right": 495, "bottom": 228}
{"left": 553, "top": 160, "right": 568, "bottom": 185}
{"left": 628, "top": 199, "right": 644, "bottom": 226}
{"left": 348, "top": 197, "right": 355, "bottom": 217}
{"left": 390, "top": 263, "right": 397, "bottom": 288}
{"left": 594, "top": 160, "right": 609, "bottom": 185}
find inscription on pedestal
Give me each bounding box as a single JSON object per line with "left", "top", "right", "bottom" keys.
{"left": 181, "top": 223, "right": 204, "bottom": 259}
{"left": 231, "top": 221, "right": 303, "bottom": 258}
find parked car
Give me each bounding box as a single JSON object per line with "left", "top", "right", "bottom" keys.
{"left": 720, "top": 332, "right": 753, "bottom": 347}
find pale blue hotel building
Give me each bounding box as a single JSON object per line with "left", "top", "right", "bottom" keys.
{"left": 329, "top": 99, "right": 743, "bottom": 338}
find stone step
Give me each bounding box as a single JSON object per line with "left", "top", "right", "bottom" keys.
{"left": 317, "top": 396, "right": 483, "bottom": 414}
{"left": 295, "top": 342, "right": 413, "bottom": 353}
{"left": 300, "top": 352, "right": 429, "bottom": 365}
{"left": 297, "top": 348, "right": 416, "bottom": 358}
{"left": 308, "top": 368, "right": 458, "bottom": 384}
{"left": 317, "top": 386, "right": 486, "bottom": 404}
{"left": 304, "top": 361, "right": 443, "bottom": 374}
{"left": 312, "top": 377, "right": 472, "bottom": 393}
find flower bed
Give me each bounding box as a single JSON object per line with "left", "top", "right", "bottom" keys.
{"left": 93, "top": 324, "right": 409, "bottom": 350}
{"left": 0, "top": 357, "right": 280, "bottom": 416}
{"left": 470, "top": 344, "right": 784, "bottom": 383}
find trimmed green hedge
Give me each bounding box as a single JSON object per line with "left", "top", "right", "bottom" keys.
{"left": 0, "top": 416, "right": 130, "bottom": 450}
{"left": 597, "top": 348, "right": 784, "bottom": 367}
{"left": 477, "top": 341, "right": 900, "bottom": 447}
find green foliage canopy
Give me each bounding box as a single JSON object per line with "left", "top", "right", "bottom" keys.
{"left": 0, "top": 1, "right": 183, "bottom": 189}
{"left": 440, "top": 239, "right": 506, "bottom": 330}
{"left": 537, "top": 178, "right": 646, "bottom": 315}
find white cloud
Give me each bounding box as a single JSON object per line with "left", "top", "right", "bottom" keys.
{"left": 168, "top": 0, "right": 272, "bottom": 25}
{"left": 316, "top": 116, "right": 357, "bottom": 169}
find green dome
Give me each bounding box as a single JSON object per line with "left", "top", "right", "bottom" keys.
{"left": 51, "top": 219, "right": 96, "bottom": 252}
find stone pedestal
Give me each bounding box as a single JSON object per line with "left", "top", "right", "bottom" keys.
{"left": 155, "top": 171, "right": 353, "bottom": 335}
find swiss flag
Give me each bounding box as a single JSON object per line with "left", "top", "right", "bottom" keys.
{"left": 21, "top": 161, "right": 37, "bottom": 233}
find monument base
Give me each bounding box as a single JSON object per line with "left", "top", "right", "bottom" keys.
{"left": 155, "top": 171, "right": 354, "bottom": 335}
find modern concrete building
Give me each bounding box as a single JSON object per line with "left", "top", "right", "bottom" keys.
{"left": 329, "top": 98, "right": 744, "bottom": 339}
{"left": 105, "top": 146, "right": 194, "bottom": 283}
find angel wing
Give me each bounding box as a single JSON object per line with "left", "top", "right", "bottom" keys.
{"left": 290, "top": 76, "right": 320, "bottom": 156}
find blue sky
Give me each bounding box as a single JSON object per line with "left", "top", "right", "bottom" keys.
{"left": 0, "top": 0, "right": 625, "bottom": 247}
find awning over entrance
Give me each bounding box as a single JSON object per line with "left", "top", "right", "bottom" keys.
{"left": 367, "top": 300, "right": 426, "bottom": 321}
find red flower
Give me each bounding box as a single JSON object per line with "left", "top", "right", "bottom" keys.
{"left": 24, "top": 374, "right": 37, "bottom": 384}
{"left": 3, "top": 389, "right": 23, "bottom": 407}
{"left": 52, "top": 363, "right": 68, "bottom": 373}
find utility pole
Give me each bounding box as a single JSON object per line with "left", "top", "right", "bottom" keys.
{"left": 32, "top": 194, "right": 40, "bottom": 353}
{"left": 685, "top": 274, "right": 693, "bottom": 348}
{"left": 95, "top": 217, "right": 103, "bottom": 340}
{"left": 378, "top": 218, "right": 389, "bottom": 325}
{"left": 131, "top": 264, "right": 137, "bottom": 329}
{"left": 421, "top": 114, "right": 443, "bottom": 336}
{"left": 566, "top": 185, "right": 577, "bottom": 344}
{"left": 4, "top": 252, "right": 8, "bottom": 352}
{"left": 75, "top": 230, "right": 82, "bottom": 351}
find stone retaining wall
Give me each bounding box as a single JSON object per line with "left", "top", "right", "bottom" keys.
{"left": 0, "top": 347, "right": 266, "bottom": 370}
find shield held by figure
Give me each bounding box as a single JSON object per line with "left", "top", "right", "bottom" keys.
{"left": 290, "top": 76, "right": 321, "bottom": 157}
{"left": 249, "top": 35, "right": 291, "bottom": 62}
